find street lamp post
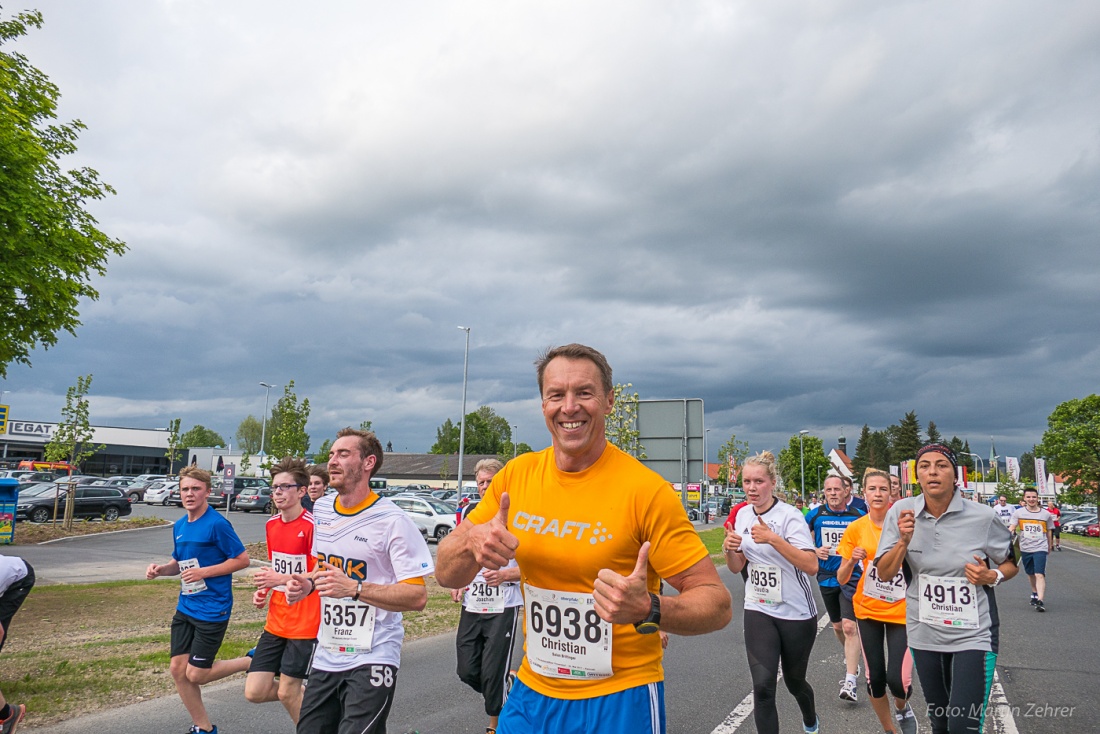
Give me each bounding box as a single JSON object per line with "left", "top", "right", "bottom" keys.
{"left": 962, "top": 451, "right": 986, "bottom": 499}
{"left": 456, "top": 327, "right": 471, "bottom": 492}
{"left": 513, "top": 424, "right": 518, "bottom": 459}
{"left": 799, "top": 430, "right": 809, "bottom": 504}
{"left": 259, "top": 382, "right": 275, "bottom": 473}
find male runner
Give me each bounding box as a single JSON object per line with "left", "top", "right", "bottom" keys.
{"left": 285, "top": 428, "right": 433, "bottom": 734}
{"left": 301, "top": 465, "right": 329, "bottom": 513}
{"left": 451, "top": 458, "right": 522, "bottom": 734}
{"left": 805, "top": 474, "right": 865, "bottom": 703}
{"left": 146, "top": 467, "right": 252, "bottom": 734}
{"left": 841, "top": 475, "right": 867, "bottom": 514}
{"left": 437, "top": 343, "right": 732, "bottom": 734}
{"left": 992, "top": 496, "right": 1015, "bottom": 528}
{"left": 0, "top": 554, "right": 34, "bottom": 733}
{"left": 244, "top": 457, "right": 320, "bottom": 723}
{"left": 1010, "top": 488, "right": 1055, "bottom": 612}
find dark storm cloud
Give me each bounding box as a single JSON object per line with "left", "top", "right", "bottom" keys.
{"left": 3, "top": 0, "right": 1097, "bottom": 461}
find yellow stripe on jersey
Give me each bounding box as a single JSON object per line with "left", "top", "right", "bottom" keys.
{"left": 335, "top": 491, "right": 380, "bottom": 516}
{"left": 399, "top": 577, "right": 426, "bottom": 586}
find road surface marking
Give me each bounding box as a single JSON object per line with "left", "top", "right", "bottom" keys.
{"left": 988, "top": 669, "right": 1020, "bottom": 734}
{"left": 709, "top": 614, "right": 829, "bottom": 734}
{"left": 1063, "top": 545, "right": 1100, "bottom": 559}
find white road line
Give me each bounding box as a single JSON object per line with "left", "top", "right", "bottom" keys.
{"left": 987, "top": 670, "right": 1020, "bottom": 734}
{"left": 1062, "top": 544, "right": 1100, "bottom": 559}
{"left": 710, "top": 614, "right": 830, "bottom": 734}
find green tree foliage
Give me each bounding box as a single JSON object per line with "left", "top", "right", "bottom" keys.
{"left": 430, "top": 407, "right": 518, "bottom": 457}
{"left": 165, "top": 418, "right": 182, "bottom": 475}
{"left": 994, "top": 474, "right": 1026, "bottom": 504}
{"left": 852, "top": 424, "right": 891, "bottom": 478}
{"left": 44, "top": 374, "right": 103, "bottom": 470}
{"left": 605, "top": 383, "right": 645, "bottom": 458}
{"left": 926, "top": 421, "right": 942, "bottom": 444}
{"left": 236, "top": 415, "right": 263, "bottom": 454}
{"left": 267, "top": 380, "right": 311, "bottom": 459}
{"left": 777, "top": 433, "right": 831, "bottom": 499}
{"left": 431, "top": 418, "right": 460, "bottom": 454}
{"left": 716, "top": 433, "right": 750, "bottom": 485}
{"left": 948, "top": 436, "right": 972, "bottom": 471}
{"left": 0, "top": 10, "right": 127, "bottom": 378}
{"left": 313, "top": 438, "right": 332, "bottom": 465}
{"left": 179, "top": 424, "right": 226, "bottom": 451}
{"left": 888, "top": 411, "right": 923, "bottom": 461}
{"left": 1019, "top": 449, "right": 1036, "bottom": 482}
{"left": 1037, "top": 395, "right": 1100, "bottom": 506}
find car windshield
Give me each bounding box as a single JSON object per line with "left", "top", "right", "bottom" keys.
{"left": 427, "top": 500, "right": 454, "bottom": 514}
{"left": 18, "top": 483, "right": 59, "bottom": 497}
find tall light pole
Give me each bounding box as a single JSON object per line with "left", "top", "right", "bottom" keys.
{"left": 456, "top": 327, "right": 471, "bottom": 492}
{"left": 513, "top": 424, "right": 518, "bottom": 458}
{"left": 799, "top": 430, "right": 809, "bottom": 503}
{"left": 259, "top": 382, "right": 275, "bottom": 470}
{"left": 962, "top": 451, "right": 985, "bottom": 499}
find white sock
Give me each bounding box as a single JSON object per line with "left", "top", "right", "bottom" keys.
{"left": 845, "top": 672, "right": 858, "bottom": 686}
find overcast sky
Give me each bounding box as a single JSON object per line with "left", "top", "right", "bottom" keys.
{"left": 4, "top": 0, "right": 1098, "bottom": 463}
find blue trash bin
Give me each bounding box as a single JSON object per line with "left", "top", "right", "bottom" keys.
{"left": 0, "top": 477, "right": 18, "bottom": 544}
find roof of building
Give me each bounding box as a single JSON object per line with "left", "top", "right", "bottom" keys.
{"left": 377, "top": 452, "right": 503, "bottom": 481}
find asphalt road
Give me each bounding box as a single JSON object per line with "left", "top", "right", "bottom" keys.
{"left": 10, "top": 519, "right": 1099, "bottom": 733}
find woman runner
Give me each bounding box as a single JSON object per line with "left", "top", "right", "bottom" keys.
{"left": 723, "top": 451, "right": 820, "bottom": 734}
{"left": 876, "top": 443, "right": 1017, "bottom": 734}
{"left": 837, "top": 469, "right": 916, "bottom": 734}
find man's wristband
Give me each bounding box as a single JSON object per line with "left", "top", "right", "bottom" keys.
{"left": 353, "top": 580, "right": 363, "bottom": 602}
{"left": 307, "top": 577, "right": 316, "bottom": 595}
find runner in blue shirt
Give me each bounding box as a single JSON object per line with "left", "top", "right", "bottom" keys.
{"left": 805, "top": 473, "right": 865, "bottom": 703}
{"left": 146, "top": 467, "right": 251, "bottom": 734}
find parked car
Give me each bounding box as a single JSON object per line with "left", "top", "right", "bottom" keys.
{"left": 1063, "top": 513, "right": 1098, "bottom": 535}
{"left": 101, "top": 477, "right": 146, "bottom": 502}
{"left": 391, "top": 495, "right": 458, "bottom": 540}
{"left": 0, "top": 470, "right": 36, "bottom": 481}
{"left": 133, "top": 474, "right": 168, "bottom": 483}
{"left": 13, "top": 471, "right": 56, "bottom": 484}
{"left": 16, "top": 485, "right": 132, "bottom": 523}
{"left": 234, "top": 485, "right": 274, "bottom": 513}
{"left": 432, "top": 490, "right": 458, "bottom": 501}
{"left": 214, "top": 477, "right": 270, "bottom": 509}
{"left": 143, "top": 480, "right": 179, "bottom": 505}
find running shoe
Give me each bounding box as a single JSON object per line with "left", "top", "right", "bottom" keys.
{"left": 186, "top": 727, "right": 217, "bottom": 734}
{"left": 0, "top": 703, "right": 25, "bottom": 734}
{"left": 838, "top": 679, "right": 858, "bottom": 702}
{"left": 247, "top": 647, "right": 256, "bottom": 658}
{"left": 1030, "top": 594, "right": 1039, "bottom": 606}
{"left": 803, "top": 716, "right": 820, "bottom": 734}
{"left": 896, "top": 702, "right": 919, "bottom": 734}
{"left": 1036, "top": 600, "right": 1046, "bottom": 613}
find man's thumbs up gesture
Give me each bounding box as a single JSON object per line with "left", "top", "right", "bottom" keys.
{"left": 594, "top": 541, "right": 653, "bottom": 624}
{"left": 470, "top": 492, "right": 520, "bottom": 570}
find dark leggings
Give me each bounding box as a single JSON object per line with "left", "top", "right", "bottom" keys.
{"left": 743, "top": 609, "right": 817, "bottom": 734}
{"left": 857, "top": 617, "right": 912, "bottom": 700}
{"left": 910, "top": 648, "right": 996, "bottom": 734}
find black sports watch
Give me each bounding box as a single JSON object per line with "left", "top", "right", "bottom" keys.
{"left": 633, "top": 593, "right": 662, "bottom": 634}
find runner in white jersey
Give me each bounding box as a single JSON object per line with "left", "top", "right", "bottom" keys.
{"left": 1009, "top": 488, "right": 1054, "bottom": 612}
{"left": 723, "top": 451, "right": 820, "bottom": 734}
{"left": 992, "top": 496, "right": 1015, "bottom": 528}
{"left": 451, "top": 459, "right": 523, "bottom": 734}
{"left": 285, "top": 428, "right": 434, "bottom": 734}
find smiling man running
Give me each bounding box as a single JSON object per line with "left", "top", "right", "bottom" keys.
{"left": 437, "top": 343, "right": 731, "bottom": 734}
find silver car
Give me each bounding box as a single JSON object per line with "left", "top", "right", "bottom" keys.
{"left": 391, "top": 495, "right": 457, "bottom": 541}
